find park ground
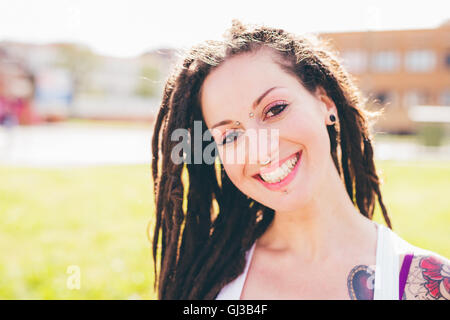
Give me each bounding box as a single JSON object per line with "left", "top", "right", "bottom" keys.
{"left": 0, "top": 160, "right": 449, "bottom": 299}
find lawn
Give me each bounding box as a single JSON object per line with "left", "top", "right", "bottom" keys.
{"left": 371, "top": 160, "right": 450, "bottom": 259}
{"left": 0, "top": 165, "right": 157, "bottom": 299}
{"left": 0, "top": 160, "right": 449, "bottom": 299}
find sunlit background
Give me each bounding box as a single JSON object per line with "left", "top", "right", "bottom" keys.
{"left": 0, "top": 0, "right": 449, "bottom": 299}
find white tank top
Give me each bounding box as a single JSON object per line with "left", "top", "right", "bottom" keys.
{"left": 215, "top": 222, "right": 431, "bottom": 300}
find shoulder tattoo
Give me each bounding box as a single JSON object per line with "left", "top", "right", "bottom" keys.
{"left": 347, "top": 265, "right": 375, "bottom": 300}
{"left": 403, "top": 255, "right": 450, "bottom": 300}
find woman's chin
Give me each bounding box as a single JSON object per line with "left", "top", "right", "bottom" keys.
{"left": 256, "top": 191, "right": 311, "bottom": 213}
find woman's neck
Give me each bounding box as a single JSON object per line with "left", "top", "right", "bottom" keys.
{"left": 256, "top": 162, "right": 377, "bottom": 264}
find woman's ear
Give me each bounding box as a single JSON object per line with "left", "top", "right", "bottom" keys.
{"left": 314, "top": 86, "right": 338, "bottom": 125}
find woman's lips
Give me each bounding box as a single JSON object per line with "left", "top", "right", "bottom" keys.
{"left": 253, "top": 150, "right": 302, "bottom": 191}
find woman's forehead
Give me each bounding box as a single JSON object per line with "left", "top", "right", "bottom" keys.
{"left": 200, "top": 51, "right": 295, "bottom": 119}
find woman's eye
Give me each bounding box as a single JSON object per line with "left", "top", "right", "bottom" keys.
{"left": 218, "top": 103, "right": 288, "bottom": 146}
{"left": 220, "top": 131, "right": 241, "bottom": 145}
{"left": 264, "top": 103, "right": 288, "bottom": 120}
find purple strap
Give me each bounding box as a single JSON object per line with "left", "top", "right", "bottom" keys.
{"left": 399, "top": 253, "right": 414, "bottom": 300}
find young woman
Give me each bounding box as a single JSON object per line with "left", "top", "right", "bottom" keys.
{"left": 150, "top": 20, "right": 449, "bottom": 300}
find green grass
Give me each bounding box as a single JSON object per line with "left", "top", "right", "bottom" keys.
{"left": 0, "top": 161, "right": 449, "bottom": 299}
{"left": 372, "top": 160, "right": 450, "bottom": 259}
{"left": 0, "top": 165, "right": 157, "bottom": 299}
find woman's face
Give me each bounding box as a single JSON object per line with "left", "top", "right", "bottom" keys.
{"left": 200, "top": 48, "right": 338, "bottom": 212}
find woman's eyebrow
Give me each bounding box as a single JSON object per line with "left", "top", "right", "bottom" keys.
{"left": 211, "top": 86, "right": 283, "bottom": 129}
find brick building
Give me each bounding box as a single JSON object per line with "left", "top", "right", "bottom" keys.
{"left": 320, "top": 20, "right": 450, "bottom": 133}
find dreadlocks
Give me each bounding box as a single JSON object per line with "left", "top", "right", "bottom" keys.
{"left": 150, "top": 19, "right": 392, "bottom": 300}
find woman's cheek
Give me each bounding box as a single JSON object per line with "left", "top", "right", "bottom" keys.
{"left": 286, "top": 106, "right": 325, "bottom": 146}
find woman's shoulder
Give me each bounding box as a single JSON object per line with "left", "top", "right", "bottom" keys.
{"left": 388, "top": 229, "right": 450, "bottom": 300}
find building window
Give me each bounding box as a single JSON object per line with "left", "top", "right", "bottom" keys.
{"left": 404, "top": 50, "right": 436, "bottom": 72}
{"left": 371, "top": 51, "right": 400, "bottom": 72}
{"left": 340, "top": 50, "right": 367, "bottom": 74}
{"left": 440, "top": 90, "right": 450, "bottom": 106}
{"left": 403, "top": 90, "right": 430, "bottom": 107}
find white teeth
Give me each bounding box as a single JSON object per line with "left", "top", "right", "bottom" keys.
{"left": 260, "top": 153, "right": 299, "bottom": 184}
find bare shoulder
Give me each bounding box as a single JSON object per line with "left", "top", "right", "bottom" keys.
{"left": 401, "top": 250, "right": 450, "bottom": 300}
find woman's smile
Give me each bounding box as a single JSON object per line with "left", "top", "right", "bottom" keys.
{"left": 253, "top": 150, "right": 302, "bottom": 191}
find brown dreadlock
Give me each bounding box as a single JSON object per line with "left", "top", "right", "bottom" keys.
{"left": 150, "top": 19, "right": 392, "bottom": 300}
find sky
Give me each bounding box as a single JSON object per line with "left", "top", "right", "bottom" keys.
{"left": 0, "top": 0, "right": 448, "bottom": 58}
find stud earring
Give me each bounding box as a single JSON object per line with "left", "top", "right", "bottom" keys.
{"left": 235, "top": 121, "right": 240, "bottom": 126}
{"left": 249, "top": 112, "right": 254, "bottom": 118}
{"left": 329, "top": 114, "right": 336, "bottom": 123}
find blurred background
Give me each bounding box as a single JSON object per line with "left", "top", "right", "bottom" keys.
{"left": 0, "top": 0, "right": 449, "bottom": 299}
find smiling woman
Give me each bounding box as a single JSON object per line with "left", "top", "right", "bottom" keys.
{"left": 149, "top": 19, "right": 449, "bottom": 300}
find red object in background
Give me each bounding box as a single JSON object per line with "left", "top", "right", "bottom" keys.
{"left": 0, "top": 96, "right": 40, "bottom": 125}
{"left": 17, "top": 99, "right": 41, "bottom": 125}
